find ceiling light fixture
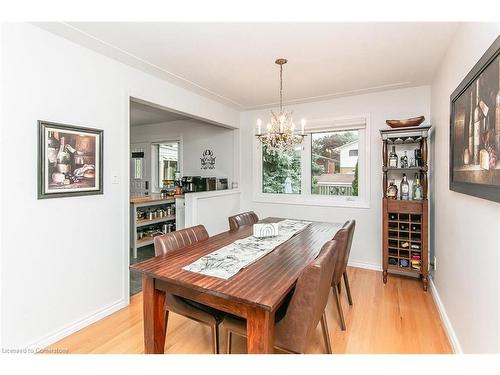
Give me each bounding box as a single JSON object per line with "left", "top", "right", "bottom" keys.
{"left": 256, "top": 58, "right": 306, "bottom": 154}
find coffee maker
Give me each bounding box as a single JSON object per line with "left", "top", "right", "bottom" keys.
{"left": 181, "top": 176, "right": 195, "bottom": 193}
{"left": 181, "top": 176, "right": 206, "bottom": 192}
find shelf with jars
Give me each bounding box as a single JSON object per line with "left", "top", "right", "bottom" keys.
{"left": 129, "top": 197, "right": 177, "bottom": 259}
{"left": 380, "top": 125, "right": 431, "bottom": 291}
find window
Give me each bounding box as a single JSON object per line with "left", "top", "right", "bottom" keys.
{"left": 155, "top": 142, "right": 179, "bottom": 188}
{"left": 255, "top": 115, "right": 369, "bottom": 208}
{"left": 131, "top": 150, "right": 144, "bottom": 179}
{"left": 262, "top": 145, "right": 301, "bottom": 194}
{"left": 312, "top": 130, "right": 359, "bottom": 197}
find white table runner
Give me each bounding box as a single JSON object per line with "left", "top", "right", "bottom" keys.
{"left": 182, "top": 219, "right": 312, "bottom": 280}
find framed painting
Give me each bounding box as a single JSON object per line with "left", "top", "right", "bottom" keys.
{"left": 38, "top": 120, "right": 103, "bottom": 199}
{"left": 450, "top": 35, "right": 500, "bottom": 203}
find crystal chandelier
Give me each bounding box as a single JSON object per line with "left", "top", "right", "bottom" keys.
{"left": 256, "top": 58, "right": 306, "bottom": 154}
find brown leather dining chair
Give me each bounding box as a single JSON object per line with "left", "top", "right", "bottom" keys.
{"left": 220, "top": 239, "right": 341, "bottom": 354}
{"left": 154, "top": 225, "right": 224, "bottom": 354}
{"left": 331, "top": 220, "right": 356, "bottom": 331}
{"left": 228, "top": 211, "right": 259, "bottom": 231}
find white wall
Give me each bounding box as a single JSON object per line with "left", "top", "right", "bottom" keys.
{"left": 184, "top": 190, "right": 241, "bottom": 235}
{"left": 240, "top": 86, "right": 431, "bottom": 269}
{"left": 430, "top": 23, "right": 500, "bottom": 353}
{"left": 130, "top": 119, "right": 236, "bottom": 184}
{"left": 0, "top": 23, "right": 238, "bottom": 348}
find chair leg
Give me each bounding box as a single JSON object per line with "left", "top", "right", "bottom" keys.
{"left": 337, "top": 283, "right": 342, "bottom": 294}
{"left": 226, "top": 331, "right": 232, "bottom": 354}
{"left": 210, "top": 323, "right": 220, "bottom": 354}
{"left": 332, "top": 286, "right": 346, "bottom": 331}
{"left": 320, "top": 312, "right": 333, "bottom": 354}
{"left": 343, "top": 271, "right": 353, "bottom": 306}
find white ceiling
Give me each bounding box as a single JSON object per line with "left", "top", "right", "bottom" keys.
{"left": 37, "top": 22, "right": 459, "bottom": 110}
{"left": 130, "top": 100, "right": 190, "bottom": 126}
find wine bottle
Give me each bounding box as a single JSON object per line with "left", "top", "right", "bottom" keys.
{"left": 412, "top": 173, "right": 422, "bottom": 200}
{"left": 389, "top": 145, "right": 398, "bottom": 168}
{"left": 473, "top": 80, "right": 482, "bottom": 164}
{"left": 47, "top": 131, "right": 59, "bottom": 165}
{"left": 56, "top": 136, "right": 71, "bottom": 174}
{"left": 467, "top": 91, "right": 474, "bottom": 165}
{"left": 400, "top": 151, "right": 408, "bottom": 168}
{"left": 400, "top": 173, "right": 410, "bottom": 200}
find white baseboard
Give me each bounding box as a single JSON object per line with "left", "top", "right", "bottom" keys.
{"left": 429, "top": 278, "right": 463, "bottom": 354}
{"left": 348, "top": 259, "right": 382, "bottom": 272}
{"left": 26, "top": 297, "right": 128, "bottom": 351}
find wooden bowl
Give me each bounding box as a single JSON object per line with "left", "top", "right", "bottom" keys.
{"left": 386, "top": 116, "right": 425, "bottom": 128}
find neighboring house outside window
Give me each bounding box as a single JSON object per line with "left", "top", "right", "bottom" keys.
{"left": 312, "top": 133, "right": 359, "bottom": 197}
{"left": 256, "top": 115, "right": 370, "bottom": 208}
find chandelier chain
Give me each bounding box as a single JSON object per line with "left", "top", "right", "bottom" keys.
{"left": 279, "top": 63, "right": 283, "bottom": 113}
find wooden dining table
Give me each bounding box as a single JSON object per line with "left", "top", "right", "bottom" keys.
{"left": 129, "top": 217, "right": 342, "bottom": 354}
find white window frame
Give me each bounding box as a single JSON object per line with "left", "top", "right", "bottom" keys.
{"left": 253, "top": 114, "right": 371, "bottom": 208}
{"left": 151, "top": 138, "right": 183, "bottom": 193}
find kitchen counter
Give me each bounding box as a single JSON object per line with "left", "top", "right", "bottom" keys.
{"left": 129, "top": 194, "right": 175, "bottom": 204}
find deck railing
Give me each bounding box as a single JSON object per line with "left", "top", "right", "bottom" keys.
{"left": 313, "top": 184, "right": 355, "bottom": 196}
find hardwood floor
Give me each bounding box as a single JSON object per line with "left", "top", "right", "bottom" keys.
{"left": 45, "top": 267, "right": 452, "bottom": 354}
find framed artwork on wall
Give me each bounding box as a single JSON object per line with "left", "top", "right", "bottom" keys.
{"left": 450, "top": 35, "right": 500, "bottom": 203}
{"left": 38, "top": 120, "right": 103, "bottom": 199}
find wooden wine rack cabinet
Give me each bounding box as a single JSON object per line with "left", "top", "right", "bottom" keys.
{"left": 380, "top": 126, "right": 431, "bottom": 291}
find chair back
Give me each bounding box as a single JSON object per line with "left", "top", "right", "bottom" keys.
{"left": 228, "top": 211, "right": 259, "bottom": 231}
{"left": 331, "top": 220, "right": 356, "bottom": 286}
{"left": 154, "top": 225, "right": 209, "bottom": 256}
{"left": 275, "top": 240, "right": 340, "bottom": 353}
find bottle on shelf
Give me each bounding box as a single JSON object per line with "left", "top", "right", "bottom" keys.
{"left": 56, "top": 136, "right": 71, "bottom": 174}
{"left": 473, "top": 80, "right": 482, "bottom": 164}
{"left": 412, "top": 173, "right": 422, "bottom": 200}
{"left": 399, "top": 259, "right": 409, "bottom": 268}
{"left": 389, "top": 145, "right": 398, "bottom": 168}
{"left": 386, "top": 179, "right": 398, "bottom": 199}
{"left": 411, "top": 255, "right": 421, "bottom": 269}
{"left": 414, "top": 148, "right": 422, "bottom": 167}
{"left": 400, "top": 151, "right": 408, "bottom": 168}
{"left": 400, "top": 173, "right": 410, "bottom": 200}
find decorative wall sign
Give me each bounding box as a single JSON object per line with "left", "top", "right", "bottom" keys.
{"left": 450, "top": 35, "right": 500, "bottom": 203}
{"left": 200, "top": 149, "right": 216, "bottom": 169}
{"left": 38, "top": 120, "right": 103, "bottom": 199}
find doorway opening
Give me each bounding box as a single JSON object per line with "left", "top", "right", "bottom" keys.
{"left": 129, "top": 100, "right": 189, "bottom": 296}
{"left": 127, "top": 97, "right": 238, "bottom": 296}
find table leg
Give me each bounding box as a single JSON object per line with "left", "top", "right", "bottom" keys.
{"left": 142, "top": 275, "right": 167, "bottom": 354}
{"left": 246, "top": 307, "right": 275, "bottom": 354}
